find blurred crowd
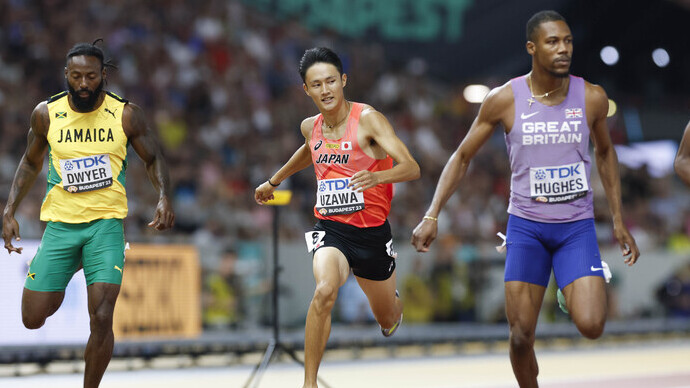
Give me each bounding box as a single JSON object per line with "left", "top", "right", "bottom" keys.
{"left": 1, "top": 0, "right": 689, "bottom": 328}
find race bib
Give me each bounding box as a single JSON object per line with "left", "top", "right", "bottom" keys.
{"left": 529, "top": 161, "right": 588, "bottom": 203}
{"left": 60, "top": 154, "right": 113, "bottom": 193}
{"left": 315, "top": 177, "right": 365, "bottom": 216}
{"left": 305, "top": 231, "right": 326, "bottom": 252}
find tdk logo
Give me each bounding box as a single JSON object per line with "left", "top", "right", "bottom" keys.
{"left": 68, "top": 155, "right": 108, "bottom": 170}
{"left": 319, "top": 179, "right": 350, "bottom": 192}
{"left": 538, "top": 165, "right": 581, "bottom": 180}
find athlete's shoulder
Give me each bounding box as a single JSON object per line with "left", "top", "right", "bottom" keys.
{"left": 30, "top": 100, "right": 50, "bottom": 136}
{"left": 582, "top": 78, "right": 608, "bottom": 100}
{"left": 478, "top": 80, "right": 513, "bottom": 119}
{"left": 46, "top": 91, "right": 68, "bottom": 104}
{"left": 357, "top": 102, "right": 376, "bottom": 115}
{"left": 301, "top": 113, "right": 320, "bottom": 139}
{"left": 357, "top": 102, "right": 388, "bottom": 126}
{"left": 105, "top": 91, "right": 129, "bottom": 103}
{"left": 582, "top": 79, "right": 608, "bottom": 119}
{"left": 487, "top": 79, "right": 514, "bottom": 104}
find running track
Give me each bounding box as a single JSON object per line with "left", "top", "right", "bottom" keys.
{"left": 2, "top": 339, "right": 689, "bottom": 387}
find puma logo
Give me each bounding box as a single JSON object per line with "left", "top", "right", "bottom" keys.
{"left": 114, "top": 265, "right": 123, "bottom": 274}
{"left": 104, "top": 108, "right": 117, "bottom": 118}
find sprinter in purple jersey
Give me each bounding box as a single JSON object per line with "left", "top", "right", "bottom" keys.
{"left": 411, "top": 10, "right": 639, "bottom": 387}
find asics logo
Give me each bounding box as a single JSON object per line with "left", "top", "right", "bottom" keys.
{"left": 520, "top": 111, "right": 540, "bottom": 119}
{"left": 590, "top": 266, "right": 603, "bottom": 271}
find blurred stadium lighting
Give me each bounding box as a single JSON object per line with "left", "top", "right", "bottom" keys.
{"left": 607, "top": 99, "right": 617, "bottom": 117}
{"left": 600, "top": 46, "right": 619, "bottom": 66}
{"left": 463, "top": 84, "right": 490, "bottom": 103}
{"left": 652, "top": 48, "right": 670, "bottom": 68}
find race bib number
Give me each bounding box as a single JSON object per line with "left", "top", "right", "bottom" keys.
{"left": 315, "top": 178, "right": 365, "bottom": 216}
{"left": 529, "top": 161, "right": 588, "bottom": 203}
{"left": 305, "top": 231, "right": 326, "bottom": 252}
{"left": 60, "top": 154, "right": 113, "bottom": 193}
{"left": 386, "top": 239, "right": 398, "bottom": 259}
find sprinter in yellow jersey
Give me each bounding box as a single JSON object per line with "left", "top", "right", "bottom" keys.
{"left": 2, "top": 41, "right": 174, "bottom": 388}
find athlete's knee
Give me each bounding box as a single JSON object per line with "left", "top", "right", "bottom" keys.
{"left": 22, "top": 312, "right": 47, "bottom": 330}
{"left": 575, "top": 317, "right": 605, "bottom": 339}
{"left": 89, "top": 308, "right": 114, "bottom": 333}
{"left": 374, "top": 297, "right": 402, "bottom": 328}
{"left": 509, "top": 323, "right": 536, "bottom": 353}
{"left": 311, "top": 282, "right": 339, "bottom": 314}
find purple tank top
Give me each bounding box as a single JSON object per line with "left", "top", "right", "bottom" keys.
{"left": 505, "top": 75, "right": 594, "bottom": 223}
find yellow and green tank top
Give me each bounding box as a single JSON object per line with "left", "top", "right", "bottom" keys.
{"left": 41, "top": 91, "right": 129, "bottom": 223}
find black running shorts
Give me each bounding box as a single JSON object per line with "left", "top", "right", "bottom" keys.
{"left": 307, "top": 219, "right": 397, "bottom": 281}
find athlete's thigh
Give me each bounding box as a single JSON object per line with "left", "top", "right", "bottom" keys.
{"left": 313, "top": 247, "right": 350, "bottom": 287}
{"left": 87, "top": 282, "right": 121, "bottom": 316}
{"left": 355, "top": 270, "right": 398, "bottom": 314}
{"left": 551, "top": 218, "right": 603, "bottom": 289}
{"left": 346, "top": 220, "right": 396, "bottom": 281}
{"left": 82, "top": 219, "right": 126, "bottom": 286}
{"left": 25, "top": 222, "right": 84, "bottom": 292}
{"left": 504, "top": 215, "right": 552, "bottom": 287}
{"left": 505, "top": 281, "right": 546, "bottom": 329}
{"left": 22, "top": 288, "right": 65, "bottom": 322}
{"left": 562, "top": 275, "right": 606, "bottom": 322}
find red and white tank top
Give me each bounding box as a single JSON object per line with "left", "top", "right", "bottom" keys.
{"left": 309, "top": 102, "right": 393, "bottom": 228}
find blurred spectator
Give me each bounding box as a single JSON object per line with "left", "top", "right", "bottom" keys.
{"left": 656, "top": 262, "right": 690, "bottom": 318}
{"left": 401, "top": 257, "right": 434, "bottom": 323}
{"left": 203, "top": 247, "right": 244, "bottom": 329}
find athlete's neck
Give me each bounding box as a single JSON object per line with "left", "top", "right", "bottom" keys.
{"left": 528, "top": 71, "right": 569, "bottom": 98}
{"left": 322, "top": 100, "right": 351, "bottom": 129}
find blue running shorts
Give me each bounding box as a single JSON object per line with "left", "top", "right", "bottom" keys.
{"left": 504, "top": 215, "right": 604, "bottom": 289}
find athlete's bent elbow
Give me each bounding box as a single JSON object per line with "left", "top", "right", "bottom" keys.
{"left": 409, "top": 163, "right": 421, "bottom": 181}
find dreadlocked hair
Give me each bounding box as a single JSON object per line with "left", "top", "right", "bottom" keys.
{"left": 66, "top": 39, "right": 117, "bottom": 70}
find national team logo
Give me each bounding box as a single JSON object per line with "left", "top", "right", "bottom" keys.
{"left": 314, "top": 140, "right": 323, "bottom": 151}
{"left": 55, "top": 112, "right": 67, "bottom": 118}
{"left": 341, "top": 141, "right": 352, "bottom": 151}
{"left": 565, "top": 108, "right": 583, "bottom": 118}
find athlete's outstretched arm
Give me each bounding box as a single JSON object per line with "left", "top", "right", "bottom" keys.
{"left": 123, "top": 103, "right": 175, "bottom": 231}
{"left": 674, "top": 120, "right": 690, "bottom": 185}
{"left": 587, "top": 84, "right": 639, "bottom": 265}
{"left": 348, "top": 109, "right": 419, "bottom": 191}
{"left": 254, "top": 119, "right": 315, "bottom": 204}
{"left": 411, "top": 86, "right": 510, "bottom": 252}
{"left": 2, "top": 103, "right": 50, "bottom": 254}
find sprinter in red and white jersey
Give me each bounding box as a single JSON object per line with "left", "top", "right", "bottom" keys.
{"left": 255, "top": 47, "right": 419, "bottom": 388}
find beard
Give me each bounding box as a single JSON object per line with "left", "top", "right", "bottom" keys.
{"left": 67, "top": 79, "right": 104, "bottom": 112}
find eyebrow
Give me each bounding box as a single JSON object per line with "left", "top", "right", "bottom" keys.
{"left": 310, "top": 75, "right": 337, "bottom": 84}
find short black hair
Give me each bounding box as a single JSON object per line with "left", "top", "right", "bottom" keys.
{"left": 66, "top": 39, "right": 116, "bottom": 70}
{"left": 298, "top": 47, "right": 343, "bottom": 83}
{"left": 526, "top": 10, "right": 566, "bottom": 42}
